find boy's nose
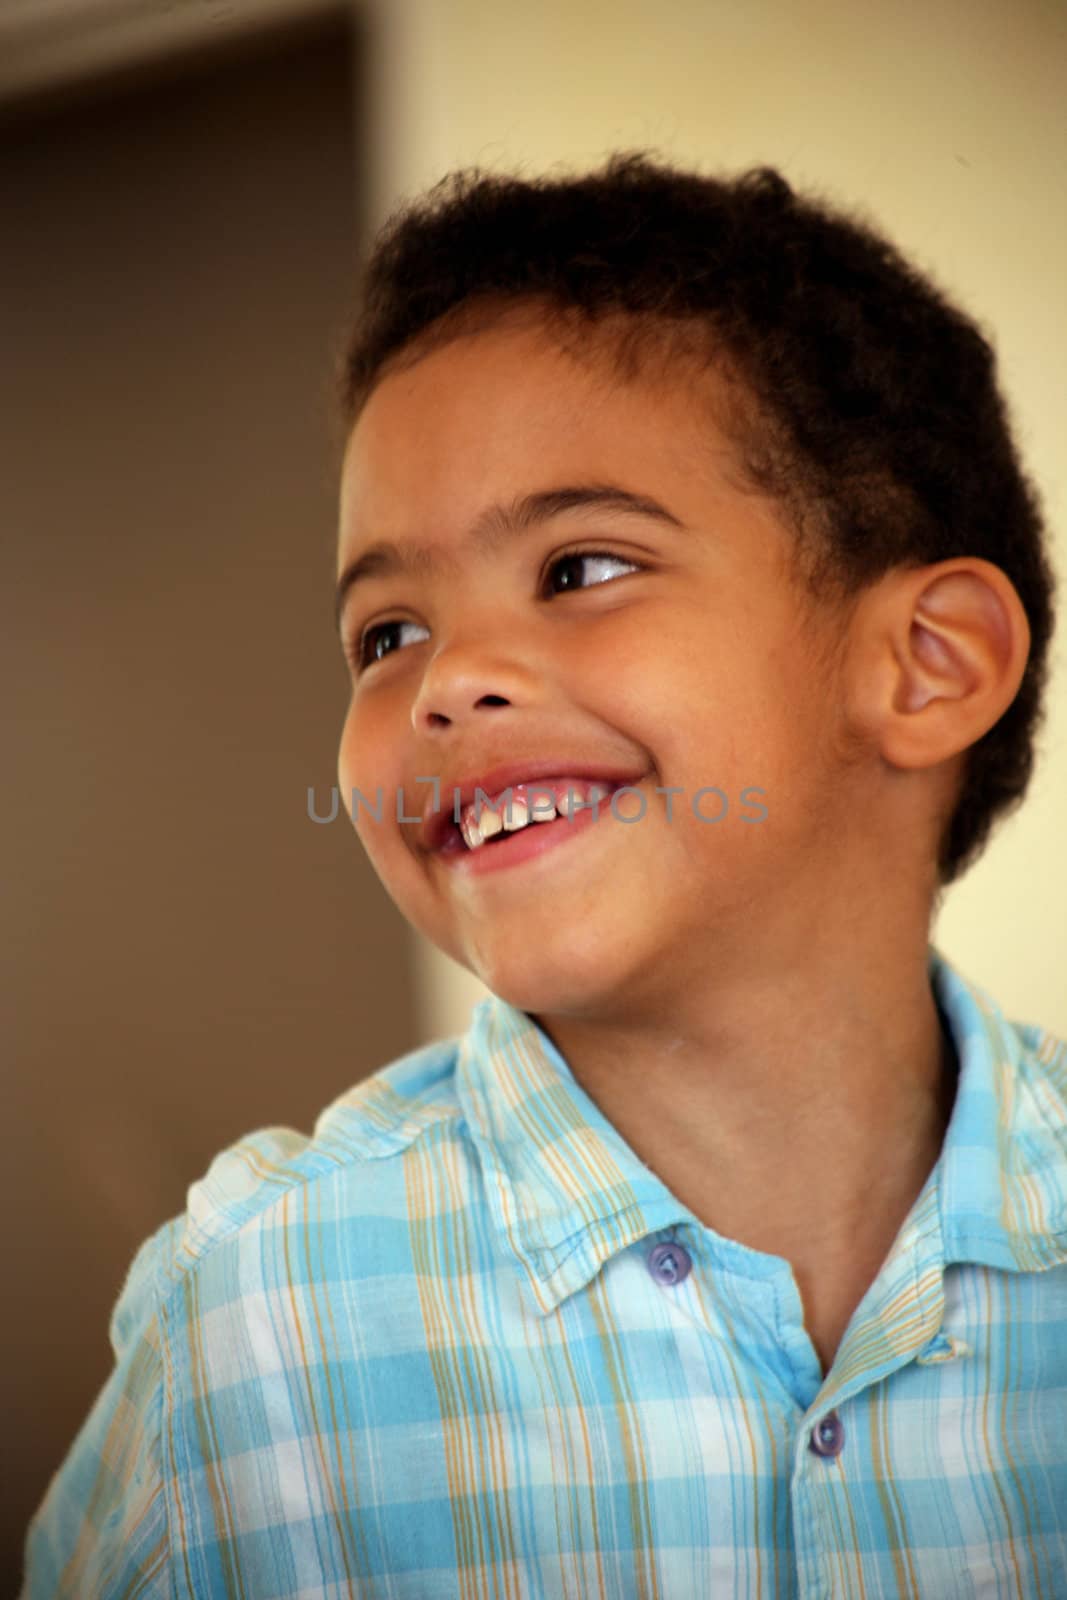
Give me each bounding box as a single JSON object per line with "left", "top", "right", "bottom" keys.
{"left": 410, "top": 639, "right": 539, "bottom": 732}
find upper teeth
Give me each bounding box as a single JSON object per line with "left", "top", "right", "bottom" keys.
{"left": 459, "top": 782, "right": 613, "bottom": 850}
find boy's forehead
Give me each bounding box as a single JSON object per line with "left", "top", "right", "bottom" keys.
{"left": 339, "top": 315, "right": 755, "bottom": 547}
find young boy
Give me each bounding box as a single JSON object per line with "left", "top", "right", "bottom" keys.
{"left": 22, "top": 153, "right": 1066, "bottom": 1598}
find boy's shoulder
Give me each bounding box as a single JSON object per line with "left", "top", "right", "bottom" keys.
{"left": 141, "top": 1032, "right": 467, "bottom": 1308}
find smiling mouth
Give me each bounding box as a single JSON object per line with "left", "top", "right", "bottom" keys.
{"left": 431, "top": 776, "right": 630, "bottom": 862}
{"left": 459, "top": 778, "right": 618, "bottom": 851}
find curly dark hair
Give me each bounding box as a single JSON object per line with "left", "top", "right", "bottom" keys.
{"left": 334, "top": 150, "right": 1058, "bottom": 890}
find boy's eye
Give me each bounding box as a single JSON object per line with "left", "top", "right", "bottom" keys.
{"left": 355, "top": 618, "right": 429, "bottom": 671}
{"left": 543, "top": 549, "right": 640, "bottom": 594}
{"left": 347, "top": 549, "right": 640, "bottom": 671}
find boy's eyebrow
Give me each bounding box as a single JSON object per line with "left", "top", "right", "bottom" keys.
{"left": 334, "top": 483, "right": 684, "bottom": 635}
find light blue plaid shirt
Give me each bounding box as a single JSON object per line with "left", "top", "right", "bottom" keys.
{"left": 21, "top": 945, "right": 1067, "bottom": 1598}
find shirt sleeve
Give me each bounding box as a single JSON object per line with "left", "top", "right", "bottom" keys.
{"left": 19, "top": 1220, "right": 179, "bottom": 1600}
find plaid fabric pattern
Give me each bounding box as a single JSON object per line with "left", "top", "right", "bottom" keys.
{"left": 22, "top": 945, "right": 1067, "bottom": 1598}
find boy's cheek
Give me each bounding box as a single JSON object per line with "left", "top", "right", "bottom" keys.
{"left": 337, "top": 723, "right": 384, "bottom": 826}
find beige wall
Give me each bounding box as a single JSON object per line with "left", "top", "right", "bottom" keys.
{"left": 2, "top": 17, "right": 417, "bottom": 1585}
{"left": 362, "top": 0, "right": 1067, "bottom": 1041}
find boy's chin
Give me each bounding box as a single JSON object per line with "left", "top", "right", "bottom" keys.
{"left": 427, "top": 910, "right": 660, "bottom": 1022}
{"left": 464, "top": 949, "right": 635, "bottom": 1023}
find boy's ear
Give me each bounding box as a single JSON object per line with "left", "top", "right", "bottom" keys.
{"left": 845, "top": 559, "right": 1032, "bottom": 770}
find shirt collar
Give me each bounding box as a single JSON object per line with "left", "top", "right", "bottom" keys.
{"left": 930, "top": 944, "right": 1067, "bottom": 1273}
{"left": 454, "top": 991, "right": 693, "bottom": 1315}
{"left": 455, "top": 944, "right": 1067, "bottom": 1316}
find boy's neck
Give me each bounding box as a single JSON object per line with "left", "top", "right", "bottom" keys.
{"left": 531, "top": 937, "right": 959, "bottom": 1270}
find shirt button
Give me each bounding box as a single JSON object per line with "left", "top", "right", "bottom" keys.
{"left": 809, "top": 1411, "right": 845, "bottom": 1458}
{"left": 647, "top": 1241, "right": 692, "bottom": 1286}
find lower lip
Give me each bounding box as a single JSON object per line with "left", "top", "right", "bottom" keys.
{"left": 438, "top": 793, "right": 620, "bottom": 875}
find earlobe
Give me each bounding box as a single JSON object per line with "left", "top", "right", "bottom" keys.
{"left": 883, "top": 560, "right": 1031, "bottom": 766}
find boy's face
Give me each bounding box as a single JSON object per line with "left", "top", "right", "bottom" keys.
{"left": 336, "top": 312, "right": 858, "bottom": 1021}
